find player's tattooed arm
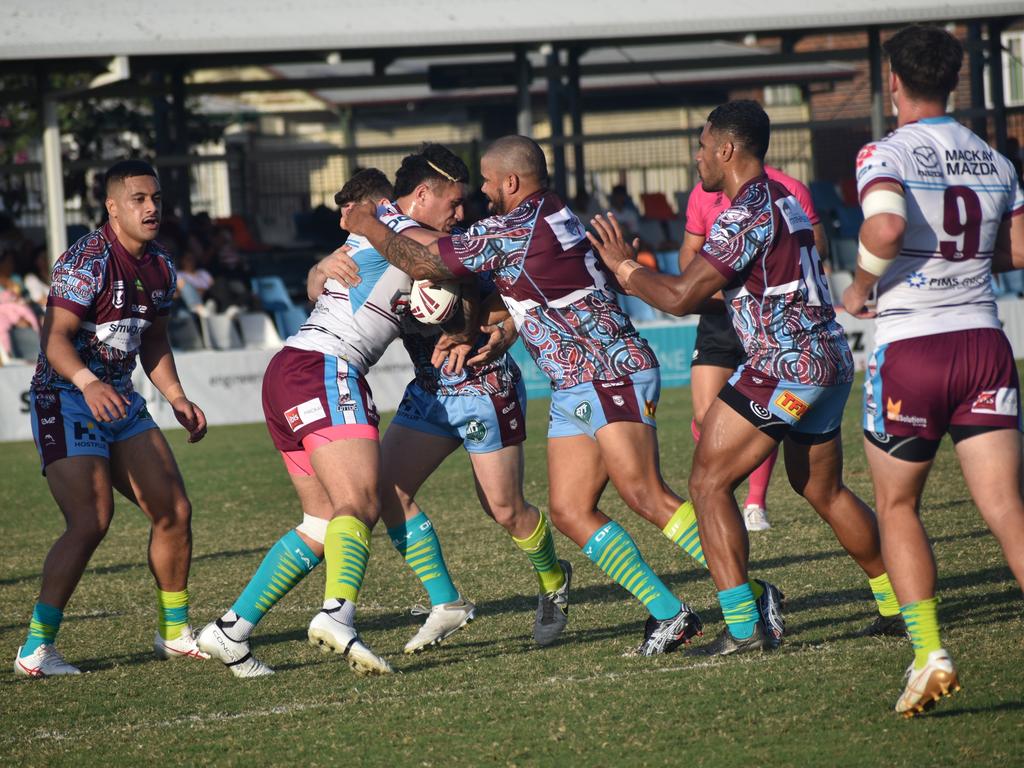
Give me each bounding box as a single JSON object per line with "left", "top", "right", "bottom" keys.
{"left": 344, "top": 201, "right": 452, "bottom": 281}
{"left": 380, "top": 228, "right": 456, "bottom": 281}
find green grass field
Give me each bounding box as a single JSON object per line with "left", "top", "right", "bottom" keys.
{"left": 1, "top": 383, "right": 1022, "bottom": 767}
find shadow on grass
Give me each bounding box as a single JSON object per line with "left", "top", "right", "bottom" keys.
{"left": 929, "top": 699, "right": 1024, "bottom": 718}
{"left": 0, "top": 547, "right": 268, "bottom": 587}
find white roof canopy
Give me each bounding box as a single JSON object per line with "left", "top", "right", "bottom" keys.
{"left": 2, "top": 0, "right": 1020, "bottom": 62}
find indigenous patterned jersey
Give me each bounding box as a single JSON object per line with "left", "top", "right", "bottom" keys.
{"left": 399, "top": 279, "right": 521, "bottom": 397}
{"left": 856, "top": 116, "right": 1024, "bottom": 346}
{"left": 31, "top": 224, "right": 176, "bottom": 396}
{"left": 700, "top": 176, "right": 853, "bottom": 386}
{"left": 686, "top": 164, "right": 820, "bottom": 237}
{"left": 286, "top": 201, "right": 420, "bottom": 374}
{"left": 438, "top": 191, "right": 657, "bottom": 390}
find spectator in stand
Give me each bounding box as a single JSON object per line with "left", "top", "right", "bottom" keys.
{"left": 0, "top": 234, "right": 40, "bottom": 359}
{"left": 17, "top": 243, "right": 51, "bottom": 313}
{"left": 176, "top": 235, "right": 215, "bottom": 300}
{"left": 573, "top": 188, "right": 605, "bottom": 224}
{"left": 207, "top": 226, "right": 257, "bottom": 311}
{"left": 608, "top": 184, "right": 641, "bottom": 241}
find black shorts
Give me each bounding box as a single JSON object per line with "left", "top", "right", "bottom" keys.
{"left": 692, "top": 314, "right": 746, "bottom": 369}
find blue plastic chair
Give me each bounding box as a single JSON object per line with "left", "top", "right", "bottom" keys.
{"left": 656, "top": 250, "right": 681, "bottom": 275}
{"left": 251, "top": 276, "right": 294, "bottom": 312}
{"left": 274, "top": 306, "right": 308, "bottom": 339}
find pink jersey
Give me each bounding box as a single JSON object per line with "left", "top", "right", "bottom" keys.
{"left": 686, "top": 165, "right": 820, "bottom": 237}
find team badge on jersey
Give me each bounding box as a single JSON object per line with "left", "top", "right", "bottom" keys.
{"left": 112, "top": 280, "right": 125, "bottom": 309}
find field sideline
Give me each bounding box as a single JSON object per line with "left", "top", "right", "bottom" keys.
{"left": 1, "top": 379, "right": 1022, "bottom": 766}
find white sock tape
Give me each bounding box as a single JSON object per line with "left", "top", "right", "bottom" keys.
{"left": 297, "top": 514, "right": 330, "bottom": 544}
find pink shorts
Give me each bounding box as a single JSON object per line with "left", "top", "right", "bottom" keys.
{"left": 262, "top": 347, "right": 380, "bottom": 476}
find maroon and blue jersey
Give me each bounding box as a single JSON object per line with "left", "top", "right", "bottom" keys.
{"left": 438, "top": 191, "right": 657, "bottom": 390}
{"left": 31, "top": 224, "right": 176, "bottom": 396}
{"left": 700, "top": 176, "right": 853, "bottom": 386}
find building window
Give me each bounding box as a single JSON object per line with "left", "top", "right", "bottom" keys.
{"left": 764, "top": 84, "right": 803, "bottom": 107}
{"left": 1005, "top": 30, "right": 1024, "bottom": 106}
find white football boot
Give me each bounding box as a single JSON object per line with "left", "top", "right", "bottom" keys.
{"left": 742, "top": 504, "right": 772, "bottom": 532}
{"left": 14, "top": 644, "right": 81, "bottom": 678}
{"left": 403, "top": 597, "right": 476, "bottom": 654}
{"left": 154, "top": 625, "right": 210, "bottom": 661}
{"left": 308, "top": 608, "right": 393, "bottom": 676}
{"left": 896, "top": 649, "right": 961, "bottom": 717}
{"left": 197, "top": 621, "right": 274, "bottom": 678}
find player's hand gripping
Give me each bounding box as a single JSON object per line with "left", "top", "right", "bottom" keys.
{"left": 341, "top": 201, "right": 377, "bottom": 237}
{"left": 317, "top": 244, "right": 361, "bottom": 288}
{"left": 171, "top": 397, "right": 208, "bottom": 443}
{"left": 586, "top": 213, "right": 640, "bottom": 273}
{"left": 82, "top": 380, "right": 131, "bottom": 423}
{"left": 467, "top": 320, "right": 518, "bottom": 366}
{"left": 431, "top": 333, "right": 472, "bottom": 376}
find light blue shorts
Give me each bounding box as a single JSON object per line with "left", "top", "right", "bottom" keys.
{"left": 548, "top": 368, "right": 660, "bottom": 440}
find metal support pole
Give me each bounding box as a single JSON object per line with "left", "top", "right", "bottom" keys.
{"left": 989, "top": 20, "right": 1008, "bottom": 154}
{"left": 868, "top": 27, "right": 885, "bottom": 140}
{"left": 516, "top": 47, "right": 533, "bottom": 137}
{"left": 42, "top": 95, "right": 67, "bottom": 267}
{"left": 567, "top": 48, "right": 585, "bottom": 198}
{"left": 967, "top": 22, "right": 987, "bottom": 138}
{"left": 546, "top": 45, "right": 566, "bottom": 198}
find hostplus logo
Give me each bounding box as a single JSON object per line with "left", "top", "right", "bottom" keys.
{"left": 465, "top": 419, "right": 488, "bottom": 443}
{"left": 73, "top": 420, "right": 101, "bottom": 448}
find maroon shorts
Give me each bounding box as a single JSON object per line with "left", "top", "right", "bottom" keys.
{"left": 864, "top": 328, "right": 1021, "bottom": 444}
{"left": 262, "top": 347, "right": 379, "bottom": 476}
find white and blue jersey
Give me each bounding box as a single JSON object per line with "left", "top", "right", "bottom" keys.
{"left": 286, "top": 201, "right": 420, "bottom": 373}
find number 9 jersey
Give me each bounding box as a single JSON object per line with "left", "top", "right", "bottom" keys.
{"left": 856, "top": 116, "right": 1024, "bottom": 346}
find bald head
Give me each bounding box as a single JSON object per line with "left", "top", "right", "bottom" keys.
{"left": 484, "top": 136, "right": 549, "bottom": 187}
{"left": 479, "top": 135, "right": 549, "bottom": 215}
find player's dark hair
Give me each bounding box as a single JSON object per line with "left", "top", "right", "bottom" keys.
{"left": 393, "top": 143, "right": 470, "bottom": 198}
{"left": 706, "top": 100, "right": 771, "bottom": 161}
{"left": 883, "top": 25, "right": 963, "bottom": 103}
{"left": 104, "top": 159, "right": 158, "bottom": 195}
{"left": 334, "top": 168, "right": 394, "bottom": 206}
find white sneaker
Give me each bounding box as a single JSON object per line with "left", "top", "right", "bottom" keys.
{"left": 403, "top": 597, "right": 476, "bottom": 654}
{"left": 154, "top": 625, "right": 210, "bottom": 661}
{"left": 895, "top": 649, "right": 961, "bottom": 717}
{"left": 14, "top": 644, "right": 81, "bottom": 678}
{"left": 197, "top": 621, "right": 274, "bottom": 678}
{"left": 308, "top": 609, "right": 393, "bottom": 676}
{"left": 743, "top": 504, "right": 772, "bottom": 532}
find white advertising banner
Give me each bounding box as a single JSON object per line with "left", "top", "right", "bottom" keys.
{"left": 4, "top": 298, "right": 1024, "bottom": 443}
{"left": 0, "top": 343, "right": 416, "bottom": 443}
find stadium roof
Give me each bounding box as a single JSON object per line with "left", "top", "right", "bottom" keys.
{"left": 2, "top": 0, "right": 1021, "bottom": 63}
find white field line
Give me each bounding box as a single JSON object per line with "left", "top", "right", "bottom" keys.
{"left": 7, "top": 642, "right": 869, "bottom": 747}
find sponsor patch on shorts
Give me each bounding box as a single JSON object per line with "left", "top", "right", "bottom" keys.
{"left": 971, "top": 388, "right": 1018, "bottom": 416}
{"left": 775, "top": 390, "right": 809, "bottom": 420}
{"left": 285, "top": 398, "right": 327, "bottom": 432}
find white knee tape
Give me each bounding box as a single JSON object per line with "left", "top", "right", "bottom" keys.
{"left": 297, "top": 514, "right": 330, "bottom": 544}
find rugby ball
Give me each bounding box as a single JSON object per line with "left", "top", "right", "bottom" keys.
{"left": 409, "top": 279, "right": 460, "bottom": 324}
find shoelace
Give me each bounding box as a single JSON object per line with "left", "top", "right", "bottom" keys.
{"left": 410, "top": 604, "right": 430, "bottom": 617}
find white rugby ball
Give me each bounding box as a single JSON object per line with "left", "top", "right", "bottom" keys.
{"left": 409, "top": 279, "right": 460, "bottom": 324}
